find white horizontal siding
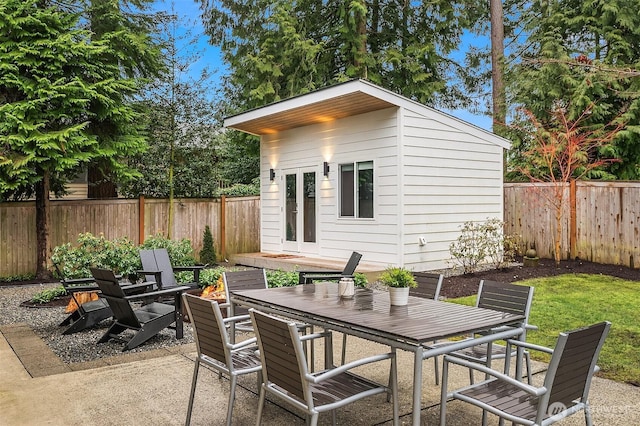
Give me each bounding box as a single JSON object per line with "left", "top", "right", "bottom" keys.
{"left": 260, "top": 107, "right": 402, "bottom": 265}
{"left": 400, "top": 107, "right": 505, "bottom": 271}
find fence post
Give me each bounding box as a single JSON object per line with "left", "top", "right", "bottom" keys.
{"left": 139, "top": 195, "right": 145, "bottom": 244}
{"left": 220, "top": 195, "right": 226, "bottom": 260}
{"left": 570, "top": 181, "right": 577, "bottom": 259}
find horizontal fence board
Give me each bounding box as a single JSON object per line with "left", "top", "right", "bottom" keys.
{"left": 504, "top": 181, "right": 640, "bottom": 269}
{"left": 0, "top": 196, "right": 260, "bottom": 277}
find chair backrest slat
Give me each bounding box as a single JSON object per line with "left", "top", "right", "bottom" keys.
{"left": 477, "top": 280, "right": 533, "bottom": 318}
{"left": 183, "top": 294, "right": 228, "bottom": 365}
{"left": 342, "top": 252, "right": 363, "bottom": 275}
{"left": 90, "top": 268, "right": 141, "bottom": 328}
{"left": 546, "top": 322, "right": 611, "bottom": 406}
{"left": 411, "top": 272, "right": 443, "bottom": 300}
{"left": 139, "top": 249, "right": 159, "bottom": 284}
{"left": 153, "top": 249, "right": 178, "bottom": 288}
{"left": 251, "top": 310, "right": 306, "bottom": 400}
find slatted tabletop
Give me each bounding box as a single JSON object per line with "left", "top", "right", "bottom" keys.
{"left": 232, "top": 282, "right": 524, "bottom": 346}
{"left": 232, "top": 282, "right": 526, "bottom": 426}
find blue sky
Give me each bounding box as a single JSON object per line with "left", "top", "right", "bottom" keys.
{"left": 153, "top": 1, "right": 493, "bottom": 131}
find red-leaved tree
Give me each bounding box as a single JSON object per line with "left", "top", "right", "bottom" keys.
{"left": 515, "top": 104, "right": 625, "bottom": 265}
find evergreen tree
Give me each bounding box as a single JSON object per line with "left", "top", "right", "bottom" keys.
{"left": 508, "top": 0, "right": 640, "bottom": 180}
{"left": 0, "top": 0, "right": 147, "bottom": 277}
{"left": 199, "top": 225, "right": 217, "bottom": 265}
{"left": 199, "top": 0, "right": 474, "bottom": 111}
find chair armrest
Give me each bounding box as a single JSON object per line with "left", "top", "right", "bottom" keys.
{"left": 228, "top": 336, "right": 258, "bottom": 351}
{"left": 299, "top": 331, "right": 331, "bottom": 343}
{"left": 125, "top": 285, "right": 190, "bottom": 301}
{"left": 136, "top": 269, "right": 161, "bottom": 275}
{"left": 173, "top": 265, "right": 204, "bottom": 272}
{"left": 505, "top": 339, "right": 554, "bottom": 354}
{"left": 307, "top": 352, "right": 395, "bottom": 384}
{"left": 298, "top": 269, "right": 342, "bottom": 275}
{"left": 173, "top": 265, "right": 204, "bottom": 283}
{"left": 63, "top": 283, "right": 100, "bottom": 293}
{"left": 121, "top": 281, "right": 157, "bottom": 294}
{"left": 443, "top": 355, "right": 546, "bottom": 396}
{"left": 223, "top": 313, "right": 251, "bottom": 324}
{"left": 62, "top": 277, "right": 95, "bottom": 285}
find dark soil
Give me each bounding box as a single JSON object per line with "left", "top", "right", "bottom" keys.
{"left": 440, "top": 257, "right": 640, "bottom": 299}
{"left": 20, "top": 295, "right": 72, "bottom": 308}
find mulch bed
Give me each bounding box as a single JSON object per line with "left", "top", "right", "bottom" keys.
{"left": 440, "top": 257, "right": 640, "bottom": 299}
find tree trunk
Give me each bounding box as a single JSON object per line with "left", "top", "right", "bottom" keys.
{"left": 34, "top": 171, "right": 52, "bottom": 279}
{"left": 490, "top": 0, "right": 506, "bottom": 133}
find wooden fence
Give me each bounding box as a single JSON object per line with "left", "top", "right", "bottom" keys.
{"left": 2, "top": 182, "right": 639, "bottom": 277}
{"left": 504, "top": 181, "right": 640, "bottom": 268}
{"left": 0, "top": 196, "right": 260, "bottom": 277}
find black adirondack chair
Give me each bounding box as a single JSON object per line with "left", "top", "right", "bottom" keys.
{"left": 57, "top": 264, "right": 154, "bottom": 335}
{"left": 138, "top": 249, "right": 203, "bottom": 290}
{"left": 90, "top": 268, "right": 190, "bottom": 351}
{"left": 297, "top": 251, "right": 362, "bottom": 284}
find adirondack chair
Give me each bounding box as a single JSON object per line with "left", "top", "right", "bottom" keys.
{"left": 56, "top": 264, "right": 155, "bottom": 335}
{"left": 440, "top": 321, "right": 611, "bottom": 426}
{"left": 90, "top": 268, "right": 190, "bottom": 351}
{"left": 297, "top": 251, "right": 362, "bottom": 284}
{"left": 138, "top": 249, "right": 203, "bottom": 290}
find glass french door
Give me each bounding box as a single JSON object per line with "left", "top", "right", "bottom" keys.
{"left": 283, "top": 168, "right": 317, "bottom": 252}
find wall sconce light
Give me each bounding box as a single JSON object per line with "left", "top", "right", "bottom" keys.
{"left": 269, "top": 168, "right": 276, "bottom": 181}
{"left": 323, "top": 161, "right": 330, "bottom": 177}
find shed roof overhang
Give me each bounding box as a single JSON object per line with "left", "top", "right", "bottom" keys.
{"left": 224, "top": 79, "right": 511, "bottom": 149}
{"left": 224, "top": 82, "right": 396, "bottom": 136}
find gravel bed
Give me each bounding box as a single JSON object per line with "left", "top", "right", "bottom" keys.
{"left": 0, "top": 264, "right": 519, "bottom": 365}
{"left": 0, "top": 283, "right": 195, "bottom": 364}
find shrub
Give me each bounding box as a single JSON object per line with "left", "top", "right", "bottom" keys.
{"left": 266, "top": 269, "right": 299, "bottom": 288}
{"left": 199, "top": 266, "right": 227, "bottom": 288}
{"left": 31, "top": 285, "right": 66, "bottom": 304}
{"left": 219, "top": 177, "right": 260, "bottom": 197}
{"left": 51, "top": 232, "right": 139, "bottom": 278}
{"left": 449, "top": 218, "right": 519, "bottom": 274}
{"left": 199, "top": 225, "right": 217, "bottom": 265}
{"left": 139, "top": 233, "right": 195, "bottom": 266}
{"left": 51, "top": 232, "right": 198, "bottom": 281}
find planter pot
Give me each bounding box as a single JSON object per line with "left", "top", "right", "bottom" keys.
{"left": 388, "top": 287, "right": 410, "bottom": 306}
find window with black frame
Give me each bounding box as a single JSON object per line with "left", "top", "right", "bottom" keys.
{"left": 339, "top": 161, "right": 374, "bottom": 218}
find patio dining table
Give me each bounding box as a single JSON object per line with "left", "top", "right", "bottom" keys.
{"left": 231, "top": 282, "right": 526, "bottom": 425}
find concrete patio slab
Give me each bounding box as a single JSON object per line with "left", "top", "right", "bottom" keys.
{"left": 1, "top": 326, "right": 638, "bottom": 425}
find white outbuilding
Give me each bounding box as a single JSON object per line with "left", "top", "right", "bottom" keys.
{"left": 224, "top": 79, "right": 510, "bottom": 271}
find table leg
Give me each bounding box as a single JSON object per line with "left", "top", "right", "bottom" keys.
{"left": 412, "top": 347, "right": 424, "bottom": 425}
{"left": 174, "top": 292, "right": 184, "bottom": 339}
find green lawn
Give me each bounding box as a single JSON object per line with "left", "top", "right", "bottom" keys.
{"left": 450, "top": 273, "right": 640, "bottom": 384}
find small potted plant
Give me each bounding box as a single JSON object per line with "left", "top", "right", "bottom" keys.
{"left": 379, "top": 266, "right": 417, "bottom": 306}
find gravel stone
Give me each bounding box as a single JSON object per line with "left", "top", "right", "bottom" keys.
{"left": 0, "top": 283, "right": 195, "bottom": 364}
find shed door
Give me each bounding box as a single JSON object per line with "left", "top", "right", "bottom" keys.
{"left": 283, "top": 168, "right": 317, "bottom": 253}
